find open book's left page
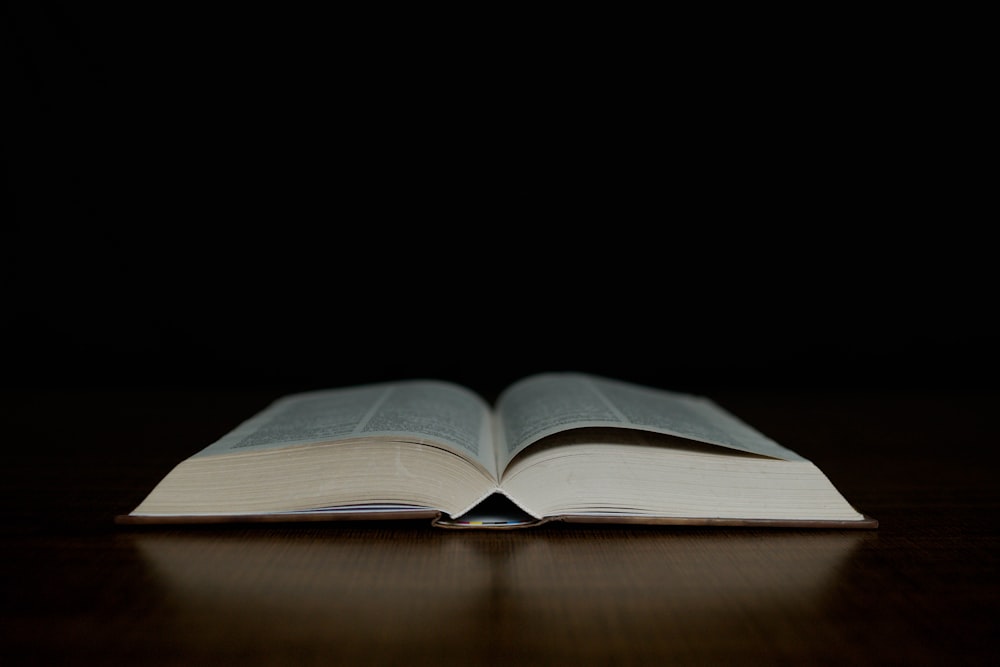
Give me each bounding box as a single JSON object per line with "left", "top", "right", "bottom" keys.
{"left": 124, "top": 380, "right": 501, "bottom": 520}
{"left": 195, "top": 380, "right": 499, "bottom": 480}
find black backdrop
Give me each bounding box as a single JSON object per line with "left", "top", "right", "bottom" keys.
{"left": 6, "top": 5, "right": 995, "bottom": 399}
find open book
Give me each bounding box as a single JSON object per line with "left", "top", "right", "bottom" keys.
{"left": 118, "top": 373, "right": 877, "bottom": 529}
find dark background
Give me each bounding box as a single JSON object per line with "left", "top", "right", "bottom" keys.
{"left": 6, "top": 5, "right": 995, "bottom": 401}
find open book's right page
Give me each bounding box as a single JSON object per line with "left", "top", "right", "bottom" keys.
{"left": 494, "top": 372, "right": 803, "bottom": 475}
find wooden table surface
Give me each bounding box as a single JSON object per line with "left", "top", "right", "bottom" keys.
{"left": 2, "top": 387, "right": 997, "bottom": 666}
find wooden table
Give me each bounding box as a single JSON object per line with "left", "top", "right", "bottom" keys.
{"left": 2, "top": 387, "right": 997, "bottom": 665}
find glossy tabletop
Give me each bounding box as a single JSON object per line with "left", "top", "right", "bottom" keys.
{"left": 2, "top": 388, "right": 997, "bottom": 666}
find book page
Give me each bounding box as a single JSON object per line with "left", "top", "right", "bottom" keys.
{"left": 194, "top": 380, "right": 498, "bottom": 479}
{"left": 494, "top": 373, "right": 803, "bottom": 473}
